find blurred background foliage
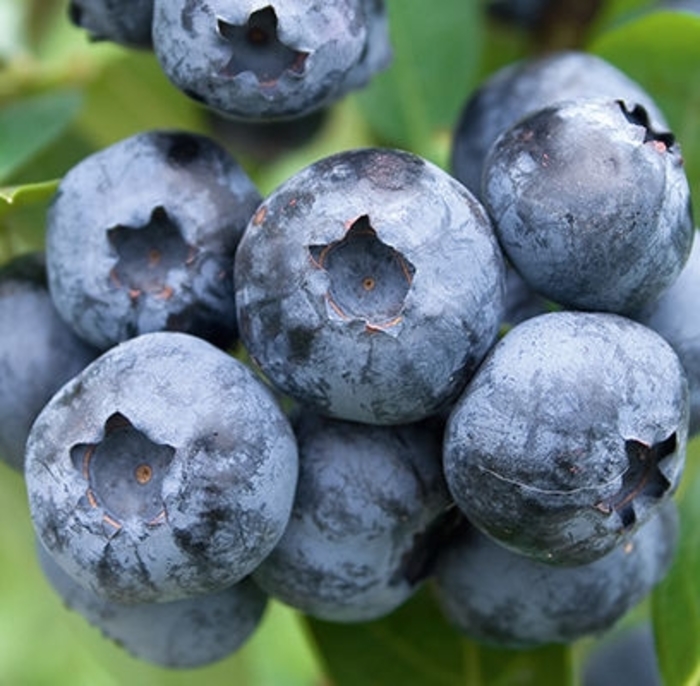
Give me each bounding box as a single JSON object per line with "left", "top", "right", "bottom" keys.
{"left": 1, "top": 0, "right": 700, "bottom": 684}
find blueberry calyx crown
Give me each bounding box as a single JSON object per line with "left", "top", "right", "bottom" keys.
{"left": 70, "top": 412, "right": 174, "bottom": 535}
{"left": 595, "top": 432, "right": 676, "bottom": 528}
{"left": 308, "top": 215, "right": 416, "bottom": 332}
{"left": 217, "top": 6, "right": 309, "bottom": 85}
{"left": 107, "top": 205, "right": 197, "bottom": 304}
{"left": 617, "top": 100, "right": 676, "bottom": 153}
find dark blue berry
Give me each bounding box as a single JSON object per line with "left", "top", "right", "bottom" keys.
{"left": 482, "top": 98, "right": 694, "bottom": 315}
{"left": 433, "top": 501, "right": 678, "bottom": 647}
{"left": 443, "top": 311, "right": 688, "bottom": 566}
{"left": 25, "top": 331, "right": 298, "bottom": 604}
{"left": 46, "top": 130, "right": 261, "bottom": 351}
{"left": 152, "top": 0, "right": 391, "bottom": 120}
{"left": 235, "top": 148, "right": 506, "bottom": 425}
{"left": 253, "top": 411, "right": 452, "bottom": 622}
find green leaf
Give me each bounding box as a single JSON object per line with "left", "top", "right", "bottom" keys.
{"left": 74, "top": 50, "right": 208, "bottom": 149}
{"left": 305, "top": 586, "right": 578, "bottom": 686}
{"left": 355, "top": 0, "right": 483, "bottom": 162}
{"left": 0, "top": 89, "right": 82, "bottom": 182}
{"left": 589, "top": 11, "right": 700, "bottom": 214}
{"left": 305, "top": 587, "right": 464, "bottom": 686}
{"left": 652, "top": 438, "right": 700, "bottom": 686}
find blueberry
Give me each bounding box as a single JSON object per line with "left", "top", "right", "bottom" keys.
{"left": 253, "top": 411, "right": 452, "bottom": 622}
{"left": 152, "top": 0, "right": 391, "bottom": 120}
{"left": 635, "top": 230, "right": 700, "bottom": 437}
{"left": 46, "top": 130, "right": 261, "bottom": 351}
{"left": 235, "top": 148, "right": 506, "bottom": 425}
{"left": 25, "top": 331, "right": 298, "bottom": 604}
{"left": 433, "top": 501, "right": 678, "bottom": 647}
{"left": 451, "top": 51, "right": 669, "bottom": 200}
{"left": 482, "top": 98, "right": 694, "bottom": 315}
{"left": 443, "top": 311, "right": 688, "bottom": 566}
{"left": 68, "top": 0, "right": 154, "bottom": 48}
{"left": 0, "top": 253, "right": 99, "bottom": 472}
{"left": 37, "top": 541, "right": 267, "bottom": 669}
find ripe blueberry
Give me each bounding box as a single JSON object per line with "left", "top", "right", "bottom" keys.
{"left": 25, "top": 332, "right": 298, "bottom": 604}
{"left": 152, "top": 0, "right": 391, "bottom": 120}
{"left": 235, "top": 148, "right": 506, "bottom": 425}
{"left": 443, "top": 311, "right": 688, "bottom": 566}
{"left": 253, "top": 411, "right": 452, "bottom": 622}
{"left": 433, "top": 501, "right": 678, "bottom": 647}
{"left": 46, "top": 130, "right": 261, "bottom": 351}
{"left": 482, "top": 98, "right": 694, "bottom": 315}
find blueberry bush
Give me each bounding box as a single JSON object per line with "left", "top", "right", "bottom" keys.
{"left": 2, "top": 1, "right": 700, "bottom": 684}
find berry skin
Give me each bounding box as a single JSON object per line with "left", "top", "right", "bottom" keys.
{"left": 46, "top": 131, "right": 261, "bottom": 351}
{"left": 235, "top": 148, "right": 506, "bottom": 425}
{"left": 37, "top": 541, "right": 267, "bottom": 669}
{"left": 443, "top": 311, "right": 688, "bottom": 566}
{"left": 433, "top": 501, "right": 678, "bottom": 648}
{"left": 67, "top": 0, "right": 154, "bottom": 48}
{"left": 151, "top": 0, "right": 391, "bottom": 120}
{"left": 482, "top": 98, "right": 694, "bottom": 315}
{"left": 635, "top": 231, "right": 700, "bottom": 437}
{"left": 451, "top": 50, "right": 669, "bottom": 200}
{"left": 253, "top": 412, "right": 452, "bottom": 622}
{"left": 0, "top": 253, "right": 99, "bottom": 471}
{"left": 25, "top": 331, "right": 298, "bottom": 604}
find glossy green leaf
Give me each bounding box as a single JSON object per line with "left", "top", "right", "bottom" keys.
{"left": 0, "top": 90, "right": 82, "bottom": 183}
{"left": 652, "top": 439, "right": 700, "bottom": 686}
{"left": 305, "top": 586, "right": 577, "bottom": 686}
{"left": 590, "top": 11, "right": 700, "bottom": 212}
{"left": 355, "top": 0, "right": 483, "bottom": 162}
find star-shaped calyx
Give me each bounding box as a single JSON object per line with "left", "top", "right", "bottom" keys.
{"left": 107, "top": 205, "right": 197, "bottom": 303}
{"left": 217, "top": 6, "right": 309, "bottom": 85}
{"left": 70, "top": 412, "right": 175, "bottom": 535}
{"left": 309, "top": 215, "right": 416, "bottom": 332}
{"left": 595, "top": 432, "right": 676, "bottom": 529}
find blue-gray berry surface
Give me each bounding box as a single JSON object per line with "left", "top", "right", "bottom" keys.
{"left": 482, "top": 98, "right": 694, "bottom": 315}
{"left": 152, "top": 0, "right": 391, "bottom": 120}
{"left": 451, "top": 50, "right": 669, "bottom": 199}
{"left": 46, "top": 130, "right": 261, "bottom": 351}
{"left": 443, "top": 311, "right": 688, "bottom": 566}
{"left": 68, "top": 0, "right": 154, "bottom": 48}
{"left": 433, "top": 501, "right": 678, "bottom": 648}
{"left": 25, "top": 331, "right": 298, "bottom": 604}
{"left": 37, "top": 541, "right": 268, "bottom": 669}
{"left": 235, "top": 148, "right": 506, "bottom": 425}
{"left": 0, "top": 253, "right": 99, "bottom": 472}
{"left": 636, "top": 230, "right": 700, "bottom": 437}
{"left": 253, "top": 412, "right": 452, "bottom": 622}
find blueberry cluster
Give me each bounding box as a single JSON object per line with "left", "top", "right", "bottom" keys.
{"left": 1, "top": 5, "right": 698, "bottom": 673}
